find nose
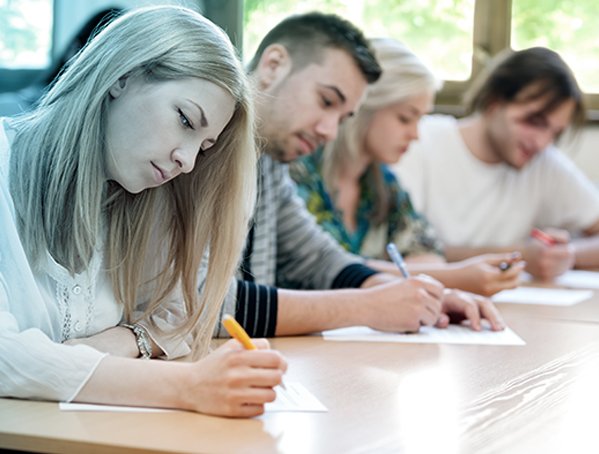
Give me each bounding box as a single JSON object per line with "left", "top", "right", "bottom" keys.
{"left": 314, "top": 113, "right": 340, "bottom": 142}
{"left": 409, "top": 122, "right": 420, "bottom": 141}
{"left": 171, "top": 145, "right": 198, "bottom": 174}
{"left": 531, "top": 129, "right": 555, "bottom": 154}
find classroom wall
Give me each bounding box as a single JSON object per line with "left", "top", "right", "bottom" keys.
{"left": 562, "top": 125, "right": 599, "bottom": 186}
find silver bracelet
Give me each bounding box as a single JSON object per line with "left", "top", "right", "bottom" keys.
{"left": 121, "top": 323, "right": 153, "bottom": 359}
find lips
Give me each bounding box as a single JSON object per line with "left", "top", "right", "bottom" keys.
{"left": 297, "top": 133, "right": 318, "bottom": 155}
{"left": 151, "top": 162, "right": 170, "bottom": 184}
{"left": 519, "top": 144, "right": 536, "bottom": 161}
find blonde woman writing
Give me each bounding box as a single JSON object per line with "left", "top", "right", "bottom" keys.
{"left": 0, "top": 6, "right": 286, "bottom": 417}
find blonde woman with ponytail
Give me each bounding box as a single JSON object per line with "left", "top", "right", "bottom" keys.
{"left": 0, "top": 5, "right": 286, "bottom": 418}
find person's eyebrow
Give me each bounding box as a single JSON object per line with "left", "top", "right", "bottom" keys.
{"left": 319, "top": 84, "right": 346, "bottom": 104}
{"left": 187, "top": 99, "right": 208, "bottom": 127}
{"left": 404, "top": 104, "right": 423, "bottom": 116}
{"left": 526, "top": 111, "right": 548, "bottom": 126}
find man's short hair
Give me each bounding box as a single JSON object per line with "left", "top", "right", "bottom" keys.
{"left": 464, "top": 47, "right": 585, "bottom": 128}
{"left": 247, "top": 11, "right": 381, "bottom": 84}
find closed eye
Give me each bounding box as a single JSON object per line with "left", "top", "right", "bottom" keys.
{"left": 321, "top": 96, "right": 333, "bottom": 108}
{"left": 523, "top": 112, "right": 548, "bottom": 129}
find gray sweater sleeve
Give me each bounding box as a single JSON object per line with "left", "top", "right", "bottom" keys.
{"left": 211, "top": 161, "right": 378, "bottom": 339}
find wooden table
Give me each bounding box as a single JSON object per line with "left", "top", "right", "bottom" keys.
{"left": 2, "top": 295, "right": 599, "bottom": 453}
{"left": 497, "top": 276, "right": 599, "bottom": 323}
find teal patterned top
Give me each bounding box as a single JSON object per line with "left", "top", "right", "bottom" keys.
{"left": 289, "top": 148, "right": 443, "bottom": 260}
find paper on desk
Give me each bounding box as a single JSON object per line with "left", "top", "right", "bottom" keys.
{"left": 492, "top": 287, "right": 593, "bottom": 306}
{"left": 323, "top": 324, "right": 525, "bottom": 346}
{"left": 555, "top": 270, "right": 599, "bottom": 289}
{"left": 266, "top": 382, "right": 327, "bottom": 412}
{"left": 59, "top": 381, "right": 327, "bottom": 413}
{"left": 59, "top": 402, "right": 171, "bottom": 413}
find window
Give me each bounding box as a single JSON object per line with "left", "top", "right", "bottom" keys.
{"left": 243, "top": 0, "right": 599, "bottom": 119}
{"left": 512, "top": 0, "right": 598, "bottom": 94}
{"left": 0, "top": 0, "right": 53, "bottom": 69}
{"left": 243, "top": 0, "right": 475, "bottom": 81}
{"left": 511, "top": 0, "right": 599, "bottom": 116}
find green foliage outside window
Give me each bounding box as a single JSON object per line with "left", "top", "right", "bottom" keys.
{"left": 243, "top": 0, "right": 474, "bottom": 81}
{"left": 0, "top": 0, "right": 52, "bottom": 68}
{"left": 244, "top": 0, "right": 598, "bottom": 94}
{"left": 511, "top": 0, "right": 599, "bottom": 92}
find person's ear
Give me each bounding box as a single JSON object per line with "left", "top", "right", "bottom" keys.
{"left": 109, "top": 76, "right": 128, "bottom": 99}
{"left": 255, "top": 44, "right": 292, "bottom": 89}
{"left": 484, "top": 96, "right": 505, "bottom": 116}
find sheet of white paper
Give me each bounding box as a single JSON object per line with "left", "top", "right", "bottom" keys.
{"left": 555, "top": 270, "right": 599, "bottom": 289}
{"left": 266, "top": 382, "right": 327, "bottom": 412}
{"left": 492, "top": 287, "right": 593, "bottom": 306}
{"left": 60, "top": 381, "right": 327, "bottom": 414}
{"left": 323, "top": 324, "right": 525, "bottom": 346}
{"left": 59, "top": 402, "right": 170, "bottom": 413}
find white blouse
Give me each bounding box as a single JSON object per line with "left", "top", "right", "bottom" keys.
{"left": 0, "top": 119, "right": 190, "bottom": 402}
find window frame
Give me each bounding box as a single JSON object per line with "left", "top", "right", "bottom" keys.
{"left": 434, "top": 0, "right": 598, "bottom": 121}
{"left": 4, "top": 1, "right": 596, "bottom": 121}
{"left": 238, "top": 0, "right": 598, "bottom": 122}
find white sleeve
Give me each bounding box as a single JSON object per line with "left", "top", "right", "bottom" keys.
{"left": 0, "top": 181, "right": 107, "bottom": 402}
{"left": 0, "top": 309, "right": 107, "bottom": 402}
{"left": 538, "top": 148, "right": 599, "bottom": 232}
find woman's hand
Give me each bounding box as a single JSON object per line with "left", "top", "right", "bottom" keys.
{"left": 449, "top": 253, "right": 525, "bottom": 296}
{"left": 182, "top": 339, "right": 287, "bottom": 417}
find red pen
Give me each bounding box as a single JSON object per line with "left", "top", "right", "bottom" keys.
{"left": 531, "top": 228, "right": 557, "bottom": 246}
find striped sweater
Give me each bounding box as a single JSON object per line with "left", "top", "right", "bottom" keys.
{"left": 213, "top": 154, "right": 377, "bottom": 338}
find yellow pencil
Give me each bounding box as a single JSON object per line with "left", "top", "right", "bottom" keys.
{"left": 222, "top": 314, "right": 256, "bottom": 350}
{"left": 221, "top": 314, "right": 286, "bottom": 390}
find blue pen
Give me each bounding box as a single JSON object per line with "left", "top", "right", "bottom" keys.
{"left": 386, "top": 243, "right": 410, "bottom": 278}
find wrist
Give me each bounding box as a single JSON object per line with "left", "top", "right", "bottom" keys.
{"left": 360, "top": 272, "right": 395, "bottom": 288}
{"left": 170, "top": 361, "right": 195, "bottom": 411}
{"left": 121, "top": 323, "right": 153, "bottom": 359}
{"left": 349, "top": 288, "right": 378, "bottom": 326}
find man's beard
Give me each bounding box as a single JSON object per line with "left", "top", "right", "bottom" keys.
{"left": 265, "top": 143, "right": 295, "bottom": 163}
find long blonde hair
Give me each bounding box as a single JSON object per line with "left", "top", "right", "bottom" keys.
{"left": 9, "top": 6, "right": 257, "bottom": 357}
{"left": 322, "top": 38, "right": 440, "bottom": 224}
